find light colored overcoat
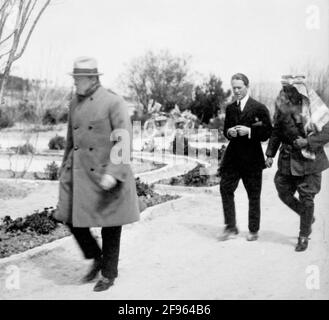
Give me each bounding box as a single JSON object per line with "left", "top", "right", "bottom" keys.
{"left": 55, "top": 86, "right": 140, "bottom": 227}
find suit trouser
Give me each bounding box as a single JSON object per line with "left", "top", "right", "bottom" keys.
{"left": 220, "top": 169, "right": 262, "bottom": 233}
{"left": 274, "top": 171, "right": 322, "bottom": 237}
{"left": 67, "top": 224, "right": 122, "bottom": 279}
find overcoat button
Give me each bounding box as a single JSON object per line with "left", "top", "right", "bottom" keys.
{"left": 88, "top": 126, "right": 93, "bottom": 130}
{"left": 74, "top": 146, "right": 79, "bottom": 150}
{"left": 90, "top": 168, "right": 95, "bottom": 172}
{"left": 89, "top": 147, "right": 93, "bottom": 151}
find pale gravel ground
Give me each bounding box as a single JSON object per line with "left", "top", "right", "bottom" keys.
{"left": 0, "top": 153, "right": 328, "bottom": 300}
{"left": 0, "top": 127, "right": 328, "bottom": 299}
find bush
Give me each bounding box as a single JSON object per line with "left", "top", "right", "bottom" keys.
{"left": 17, "top": 100, "right": 38, "bottom": 123}
{"left": 171, "top": 134, "right": 190, "bottom": 156}
{"left": 183, "top": 163, "right": 209, "bottom": 186}
{"left": 135, "top": 177, "right": 155, "bottom": 197}
{"left": 1, "top": 207, "right": 58, "bottom": 235}
{"left": 48, "top": 135, "right": 66, "bottom": 150}
{"left": 44, "top": 161, "right": 60, "bottom": 180}
{"left": 42, "top": 107, "right": 68, "bottom": 125}
{"left": 42, "top": 108, "right": 57, "bottom": 125}
{"left": 57, "top": 109, "right": 68, "bottom": 123}
{"left": 0, "top": 107, "right": 15, "bottom": 129}
{"left": 130, "top": 110, "right": 150, "bottom": 126}
{"left": 16, "top": 143, "right": 35, "bottom": 155}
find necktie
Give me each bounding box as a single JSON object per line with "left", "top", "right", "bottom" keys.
{"left": 237, "top": 100, "right": 241, "bottom": 114}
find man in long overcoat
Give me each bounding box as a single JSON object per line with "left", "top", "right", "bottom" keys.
{"left": 54, "top": 57, "right": 140, "bottom": 292}
{"left": 219, "top": 73, "right": 272, "bottom": 241}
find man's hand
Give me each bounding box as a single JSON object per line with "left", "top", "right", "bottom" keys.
{"left": 294, "top": 137, "right": 308, "bottom": 149}
{"left": 100, "top": 174, "right": 117, "bottom": 191}
{"left": 235, "top": 125, "right": 250, "bottom": 136}
{"left": 227, "top": 127, "right": 238, "bottom": 138}
{"left": 265, "top": 157, "right": 273, "bottom": 168}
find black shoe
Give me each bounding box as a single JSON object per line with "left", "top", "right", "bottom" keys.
{"left": 221, "top": 226, "right": 239, "bottom": 241}
{"left": 93, "top": 276, "right": 115, "bottom": 292}
{"left": 246, "top": 232, "right": 258, "bottom": 241}
{"left": 81, "top": 257, "right": 102, "bottom": 283}
{"left": 295, "top": 236, "right": 309, "bottom": 252}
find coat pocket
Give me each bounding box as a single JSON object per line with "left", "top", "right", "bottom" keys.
{"left": 89, "top": 117, "right": 110, "bottom": 134}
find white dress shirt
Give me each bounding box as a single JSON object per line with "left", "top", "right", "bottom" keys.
{"left": 229, "top": 93, "right": 251, "bottom": 139}
{"left": 237, "top": 93, "right": 249, "bottom": 112}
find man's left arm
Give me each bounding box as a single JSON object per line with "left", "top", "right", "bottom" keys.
{"left": 250, "top": 105, "right": 273, "bottom": 142}
{"left": 104, "top": 96, "right": 132, "bottom": 184}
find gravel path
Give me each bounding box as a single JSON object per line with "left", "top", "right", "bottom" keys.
{"left": 0, "top": 157, "right": 328, "bottom": 299}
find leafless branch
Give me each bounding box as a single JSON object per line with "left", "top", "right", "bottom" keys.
{"left": 0, "top": 48, "right": 10, "bottom": 59}
{"left": 14, "top": 0, "right": 51, "bottom": 61}
{"left": 0, "top": 29, "right": 14, "bottom": 46}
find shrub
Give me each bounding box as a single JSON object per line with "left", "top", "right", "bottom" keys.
{"left": 44, "top": 161, "right": 60, "bottom": 180}
{"left": 1, "top": 207, "right": 58, "bottom": 235}
{"left": 0, "top": 107, "right": 15, "bottom": 129}
{"left": 135, "top": 177, "right": 155, "bottom": 197}
{"left": 42, "top": 106, "right": 69, "bottom": 125}
{"left": 48, "top": 135, "right": 66, "bottom": 150}
{"left": 16, "top": 143, "right": 35, "bottom": 155}
{"left": 42, "top": 108, "right": 58, "bottom": 125}
{"left": 130, "top": 110, "right": 150, "bottom": 126}
{"left": 183, "top": 163, "right": 209, "bottom": 186}
{"left": 57, "top": 109, "right": 68, "bottom": 123}
{"left": 17, "top": 100, "right": 38, "bottom": 123}
{"left": 171, "top": 134, "right": 190, "bottom": 156}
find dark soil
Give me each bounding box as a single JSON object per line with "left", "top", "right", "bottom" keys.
{"left": 0, "top": 193, "right": 179, "bottom": 259}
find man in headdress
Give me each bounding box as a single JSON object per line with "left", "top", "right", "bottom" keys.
{"left": 265, "top": 75, "right": 329, "bottom": 251}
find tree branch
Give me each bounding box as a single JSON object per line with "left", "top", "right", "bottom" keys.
{"left": 14, "top": 0, "right": 51, "bottom": 61}
{"left": 0, "top": 29, "right": 14, "bottom": 46}
{"left": 0, "top": 49, "right": 10, "bottom": 59}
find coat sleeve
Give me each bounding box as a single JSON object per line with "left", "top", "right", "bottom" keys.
{"left": 60, "top": 103, "right": 74, "bottom": 172}
{"left": 307, "top": 121, "right": 329, "bottom": 152}
{"left": 265, "top": 110, "right": 282, "bottom": 158}
{"left": 250, "top": 104, "right": 272, "bottom": 142}
{"left": 105, "top": 96, "right": 132, "bottom": 182}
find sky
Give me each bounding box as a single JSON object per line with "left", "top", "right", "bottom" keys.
{"left": 11, "top": 0, "right": 329, "bottom": 92}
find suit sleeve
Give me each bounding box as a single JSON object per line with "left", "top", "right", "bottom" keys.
{"left": 307, "top": 121, "right": 329, "bottom": 152}
{"left": 250, "top": 104, "right": 272, "bottom": 142}
{"left": 105, "top": 97, "right": 132, "bottom": 182}
{"left": 223, "top": 105, "right": 233, "bottom": 140}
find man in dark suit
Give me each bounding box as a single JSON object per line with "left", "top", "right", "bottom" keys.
{"left": 219, "top": 73, "right": 272, "bottom": 241}
{"left": 265, "top": 82, "right": 329, "bottom": 252}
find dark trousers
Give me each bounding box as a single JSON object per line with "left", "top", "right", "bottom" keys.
{"left": 67, "top": 224, "right": 122, "bottom": 279}
{"left": 220, "top": 169, "right": 263, "bottom": 233}
{"left": 274, "top": 171, "right": 322, "bottom": 237}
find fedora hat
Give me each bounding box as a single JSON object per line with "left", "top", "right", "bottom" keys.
{"left": 69, "top": 56, "right": 103, "bottom": 76}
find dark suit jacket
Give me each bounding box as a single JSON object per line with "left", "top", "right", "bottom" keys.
{"left": 220, "top": 97, "right": 272, "bottom": 173}
{"left": 266, "top": 113, "right": 329, "bottom": 176}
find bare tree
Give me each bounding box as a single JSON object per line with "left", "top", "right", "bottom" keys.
{"left": 0, "top": 0, "right": 51, "bottom": 103}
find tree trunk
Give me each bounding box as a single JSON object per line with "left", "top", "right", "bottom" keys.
{"left": 0, "top": 59, "right": 13, "bottom": 104}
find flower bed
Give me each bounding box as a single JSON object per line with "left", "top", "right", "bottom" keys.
{"left": 0, "top": 179, "right": 179, "bottom": 259}
{"left": 155, "top": 163, "right": 220, "bottom": 187}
